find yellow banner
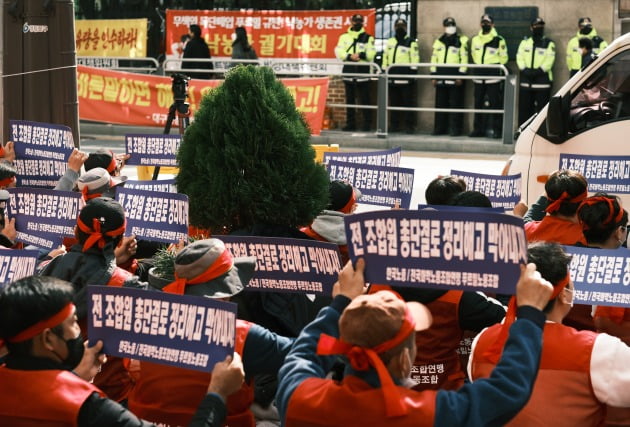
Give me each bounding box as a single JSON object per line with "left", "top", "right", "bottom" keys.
{"left": 76, "top": 19, "right": 147, "bottom": 57}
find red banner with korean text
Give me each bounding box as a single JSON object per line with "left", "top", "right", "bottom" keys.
{"left": 77, "top": 65, "right": 329, "bottom": 135}
{"left": 165, "top": 9, "right": 375, "bottom": 58}
{"left": 76, "top": 19, "right": 147, "bottom": 57}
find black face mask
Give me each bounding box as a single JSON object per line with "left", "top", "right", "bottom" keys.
{"left": 55, "top": 332, "right": 85, "bottom": 370}
{"left": 481, "top": 24, "right": 492, "bottom": 33}
{"left": 395, "top": 27, "right": 407, "bottom": 39}
{"left": 352, "top": 23, "right": 363, "bottom": 32}
{"left": 532, "top": 27, "right": 544, "bottom": 37}
{"left": 580, "top": 25, "right": 592, "bottom": 35}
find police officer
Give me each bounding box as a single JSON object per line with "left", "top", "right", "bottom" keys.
{"left": 469, "top": 14, "right": 508, "bottom": 138}
{"left": 382, "top": 18, "right": 419, "bottom": 133}
{"left": 430, "top": 17, "right": 468, "bottom": 136}
{"left": 517, "top": 17, "right": 555, "bottom": 126}
{"left": 567, "top": 17, "right": 608, "bottom": 77}
{"left": 335, "top": 13, "right": 376, "bottom": 131}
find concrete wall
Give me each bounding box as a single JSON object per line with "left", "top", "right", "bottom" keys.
{"left": 412, "top": 0, "right": 616, "bottom": 132}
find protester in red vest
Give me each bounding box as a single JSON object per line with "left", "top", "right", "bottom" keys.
{"left": 129, "top": 238, "right": 294, "bottom": 427}
{"left": 0, "top": 275, "right": 244, "bottom": 426}
{"left": 469, "top": 242, "right": 630, "bottom": 426}
{"left": 40, "top": 197, "right": 143, "bottom": 401}
{"left": 577, "top": 194, "right": 630, "bottom": 426}
{"left": 301, "top": 180, "right": 361, "bottom": 265}
{"left": 277, "top": 258, "right": 554, "bottom": 426}
{"left": 524, "top": 169, "right": 588, "bottom": 245}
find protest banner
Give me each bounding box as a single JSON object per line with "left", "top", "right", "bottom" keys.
{"left": 6, "top": 188, "right": 81, "bottom": 249}
{"left": 328, "top": 160, "right": 414, "bottom": 209}
{"left": 450, "top": 170, "right": 522, "bottom": 210}
{"left": 116, "top": 187, "right": 188, "bottom": 244}
{"left": 418, "top": 205, "right": 505, "bottom": 213}
{"left": 77, "top": 65, "right": 328, "bottom": 135}
{"left": 564, "top": 245, "right": 630, "bottom": 308}
{"left": 10, "top": 120, "right": 74, "bottom": 188}
{"left": 559, "top": 154, "right": 630, "bottom": 194}
{"left": 323, "top": 147, "right": 402, "bottom": 167}
{"left": 345, "top": 210, "right": 527, "bottom": 294}
{"left": 125, "top": 134, "right": 181, "bottom": 167}
{"left": 75, "top": 19, "right": 147, "bottom": 57}
{"left": 0, "top": 250, "right": 40, "bottom": 287}
{"left": 88, "top": 286, "right": 237, "bottom": 372}
{"left": 165, "top": 9, "right": 374, "bottom": 62}
{"left": 218, "top": 236, "right": 342, "bottom": 296}
{"left": 125, "top": 179, "right": 177, "bottom": 193}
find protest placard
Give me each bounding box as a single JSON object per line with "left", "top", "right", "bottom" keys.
{"left": 328, "top": 160, "right": 414, "bottom": 209}
{"left": 125, "top": 179, "right": 177, "bottom": 193}
{"left": 10, "top": 120, "right": 74, "bottom": 188}
{"left": 418, "top": 205, "right": 505, "bottom": 213}
{"left": 125, "top": 134, "right": 181, "bottom": 167}
{"left": 450, "top": 170, "right": 521, "bottom": 210}
{"left": 559, "top": 154, "right": 630, "bottom": 194}
{"left": 0, "top": 250, "right": 40, "bottom": 287}
{"left": 564, "top": 245, "right": 630, "bottom": 308}
{"left": 116, "top": 187, "right": 188, "bottom": 244}
{"left": 345, "top": 210, "right": 527, "bottom": 294}
{"left": 322, "top": 147, "right": 402, "bottom": 167}
{"left": 6, "top": 188, "right": 81, "bottom": 249}
{"left": 218, "top": 235, "right": 341, "bottom": 296}
{"left": 88, "top": 286, "right": 237, "bottom": 372}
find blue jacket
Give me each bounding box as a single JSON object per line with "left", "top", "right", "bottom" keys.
{"left": 277, "top": 295, "right": 546, "bottom": 426}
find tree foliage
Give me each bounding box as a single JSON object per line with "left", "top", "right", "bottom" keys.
{"left": 176, "top": 65, "right": 330, "bottom": 232}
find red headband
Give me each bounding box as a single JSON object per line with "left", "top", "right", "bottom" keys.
{"left": 339, "top": 189, "right": 358, "bottom": 214}
{"left": 483, "top": 271, "right": 570, "bottom": 364}
{"left": 80, "top": 179, "right": 114, "bottom": 201}
{"left": 7, "top": 303, "right": 75, "bottom": 343}
{"left": 578, "top": 196, "right": 624, "bottom": 230}
{"left": 76, "top": 216, "right": 127, "bottom": 252}
{"left": 545, "top": 190, "right": 588, "bottom": 214}
{"left": 163, "top": 248, "right": 234, "bottom": 295}
{"left": 0, "top": 176, "right": 15, "bottom": 188}
{"left": 316, "top": 307, "right": 416, "bottom": 417}
{"left": 106, "top": 151, "right": 117, "bottom": 174}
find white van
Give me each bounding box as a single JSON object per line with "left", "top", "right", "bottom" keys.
{"left": 506, "top": 32, "right": 630, "bottom": 206}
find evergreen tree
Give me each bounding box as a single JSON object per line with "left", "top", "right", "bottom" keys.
{"left": 176, "top": 65, "right": 330, "bottom": 232}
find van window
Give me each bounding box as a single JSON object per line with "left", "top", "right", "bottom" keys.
{"left": 568, "top": 49, "right": 630, "bottom": 132}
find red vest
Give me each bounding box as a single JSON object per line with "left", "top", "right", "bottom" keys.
{"left": 286, "top": 375, "right": 437, "bottom": 427}
{"left": 412, "top": 290, "right": 465, "bottom": 391}
{"left": 524, "top": 216, "right": 587, "bottom": 246}
{"left": 0, "top": 367, "right": 103, "bottom": 426}
{"left": 471, "top": 322, "right": 604, "bottom": 426}
{"left": 128, "top": 320, "right": 254, "bottom": 427}
{"left": 368, "top": 285, "right": 466, "bottom": 391}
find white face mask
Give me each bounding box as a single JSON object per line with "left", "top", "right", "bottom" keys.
{"left": 231, "top": 32, "right": 236, "bottom": 41}
{"left": 445, "top": 26, "right": 457, "bottom": 35}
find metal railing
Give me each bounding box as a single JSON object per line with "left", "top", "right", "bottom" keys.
{"left": 81, "top": 56, "right": 518, "bottom": 143}
{"left": 381, "top": 63, "right": 516, "bottom": 144}
{"left": 77, "top": 56, "right": 160, "bottom": 74}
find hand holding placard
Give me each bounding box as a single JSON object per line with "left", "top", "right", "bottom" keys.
{"left": 207, "top": 353, "right": 245, "bottom": 401}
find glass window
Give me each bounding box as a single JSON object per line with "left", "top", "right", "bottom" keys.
{"left": 569, "top": 49, "right": 630, "bottom": 132}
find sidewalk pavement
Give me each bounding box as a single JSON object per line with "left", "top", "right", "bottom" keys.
{"left": 79, "top": 122, "right": 515, "bottom": 156}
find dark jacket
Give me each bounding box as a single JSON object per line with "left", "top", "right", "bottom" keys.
{"left": 183, "top": 37, "right": 213, "bottom": 79}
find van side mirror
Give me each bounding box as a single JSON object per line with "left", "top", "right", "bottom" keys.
{"left": 546, "top": 94, "right": 569, "bottom": 139}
